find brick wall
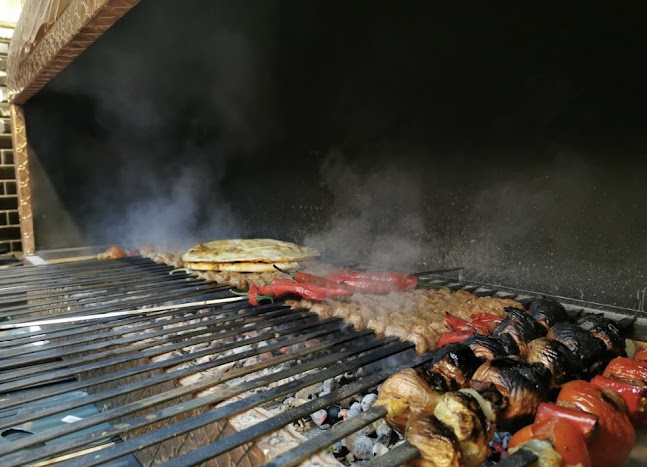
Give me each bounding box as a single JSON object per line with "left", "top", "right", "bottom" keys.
{"left": 0, "top": 29, "right": 20, "bottom": 254}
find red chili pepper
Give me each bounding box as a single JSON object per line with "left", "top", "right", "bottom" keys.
{"left": 248, "top": 283, "right": 260, "bottom": 306}
{"left": 444, "top": 313, "right": 472, "bottom": 332}
{"left": 602, "top": 357, "right": 647, "bottom": 385}
{"left": 324, "top": 271, "right": 418, "bottom": 293}
{"left": 470, "top": 312, "right": 504, "bottom": 324}
{"left": 258, "top": 279, "right": 351, "bottom": 301}
{"left": 274, "top": 265, "right": 345, "bottom": 289}
{"left": 469, "top": 319, "right": 493, "bottom": 335}
{"left": 634, "top": 347, "right": 647, "bottom": 362}
{"left": 591, "top": 375, "right": 647, "bottom": 428}
{"left": 437, "top": 330, "right": 474, "bottom": 347}
{"left": 535, "top": 402, "right": 599, "bottom": 439}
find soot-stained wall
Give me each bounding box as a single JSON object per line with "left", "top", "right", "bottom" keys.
{"left": 24, "top": 0, "right": 647, "bottom": 309}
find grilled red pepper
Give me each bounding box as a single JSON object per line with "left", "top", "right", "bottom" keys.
{"left": 274, "top": 265, "right": 345, "bottom": 289}
{"left": 535, "top": 402, "right": 599, "bottom": 439}
{"left": 248, "top": 283, "right": 260, "bottom": 306}
{"left": 468, "top": 319, "right": 493, "bottom": 335}
{"left": 437, "top": 330, "right": 474, "bottom": 347}
{"left": 470, "top": 312, "right": 504, "bottom": 325}
{"left": 258, "top": 279, "right": 351, "bottom": 302}
{"left": 557, "top": 380, "right": 635, "bottom": 467}
{"left": 444, "top": 313, "right": 472, "bottom": 332}
{"left": 633, "top": 347, "right": 647, "bottom": 362}
{"left": 591, "top": 375, "right": 647, "bottom": 428}
{"left": 324, "top": 271, "right": 418, "bottom": 293}
{"left": 602, "top": 357, "right": 647, "bottom": 385}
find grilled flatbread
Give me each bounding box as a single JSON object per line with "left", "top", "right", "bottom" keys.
{"left": 184, "top": 260, "right": 301, "bottom": 272}
{"left": 182, "top": 238, "right": 320, "bottom": 268}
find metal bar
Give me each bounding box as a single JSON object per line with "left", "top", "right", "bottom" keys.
{"left": 0, "top": 273, "right": 193, "bottom": 308}
{"left": 0, "top": 337, "right": 404, "bottom": 463}
{"left": 0, "top": 277, "right": 214, "bottom": 319}
{"left": 0, "top": 283, "right": 228, "bottom": 327}
{"left": 0, "top": 257, "right": 153, "bottom": 279}
{"left": 0, "top": 323, "right": 362, "bottom": 431}
{"left": 263, "top": 407, "right": 387, "bottom": 467}
{"left": 0, "top": 299, "right": 254, "bottom": 358}
{"left": 0, "top": 298, "right": 250, "bottom": 348}
{"left": 158, "top": 345, "right": 429, "bottom": 467}
{"left": 0, "top": 307, "right": 308, "bottom": 389}
{"left": 363, "top": 442, "right": 420, "bottom": 467}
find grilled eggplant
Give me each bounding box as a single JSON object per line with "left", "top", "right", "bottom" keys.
{"left": 376, "top": 368, "right": 440, "bottom": 431}
{"left": 547, "top": 321, "right": 608, "bottom": 377}
{"left": 464, "top": 335, "right": 512, "bottom": 361}
{"left": 470, "top": 357, "right": 549, "bottom": 431}
{"left": 526, "top": 337, "right": 580, "bottom": 387}
{"left": 493, "top": 307, "right": 546, "bottom": 358}
{"left": 420, "top": 343, "right": 483, "bottom": 392}
{"left": 433, "top": 391, "right": 494, "bottom": 467}
{"left": 528, "top": 298, "right": 568, "bottom": 330}
{"left": 405, "top": 414, "right": 463, "bottom": 467}
{"left": 577, "top": 313, "right": 625, "bottom": 357}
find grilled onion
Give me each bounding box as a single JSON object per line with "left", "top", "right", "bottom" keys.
{"left": 376, "top": 368, "right": 440, "bottom": 431}
{"left": 464, "top": 335, "right": 510, "bottom": 361}
{"left": 493, "top": 307, "right": 546, "bottom": 358}
{"left": 420, "top": 343, "right": 483, "bottom": 392}
{"left": 470, "top": 357, "right": 549, "bottom": 431}
{"left": 434, "top": 391, "right": 494, "bottom": 467}
{"left": 577, "top": 313, "right": 625, "bottom": 357}
{"left": 405, "top": 414, "right": 463, "bottom": 467}
{"left": 526, "top": 337, "right": 580, "bottom": 387}
{"left": 547, "top": 322, "right": 607, "bottom": 377}
{"left": 528, "top": 298, "right": 568, "bottom": 330}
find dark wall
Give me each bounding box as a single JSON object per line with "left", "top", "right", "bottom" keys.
{"left": 24, "top": 0, "right": 647, "bottom": 309}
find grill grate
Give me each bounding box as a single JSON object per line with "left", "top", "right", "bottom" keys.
{"left": 0, "top": 257, "right": 645, "bottom": 467}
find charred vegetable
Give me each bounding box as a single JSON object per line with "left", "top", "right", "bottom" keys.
{"left": 526, "top": 337, "right": 580, "bottom": 387}
{"left": 464, "top": 335, "right": 511, "bottom": 361}
{"left": 528, "top": 298, "right": 568, "bottom": 330}
{"left": 547, "top": 322, "right": 608, "bottom": 378}
{"left": 493, "top": 307, "right": 546, "bottom": 357}
{"left": 577, "top": 313, "right": 626, "bottom": 357}
{"left": 419, "top": 343, "right": 483, "bottom": 392}
{"left": 405, "top": 414, "right": 463, "bottom": 467}
{"left": 470, "top": 357, "right": 549, "bottom": 431}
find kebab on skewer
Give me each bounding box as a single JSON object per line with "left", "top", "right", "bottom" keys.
{"left": 376, "top": 301, "right": 628, "bottom": 466}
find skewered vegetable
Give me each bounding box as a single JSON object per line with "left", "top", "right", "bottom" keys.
{"left": 534, "top": 402, "right": 599, "bottom": 439}
{"left": 557, "top": 380, "right": 635, "bottom": 467}
{"left": 528, "top": 298, "right": 568, "bottom": 330}
{"left": 576, "top": 314, "right": 625, "bottom": 357}
{"left": 526, "top": 337, "right": 580, "bottom": 388}
{"left": 547, "top": 322, "right": 608, "bottom": 378}
{"left": 470, "top": 357, "right": 549, "bottom": 431}
{"left": 405, "top": 414, "right": 463, "bottom": 467}
{"left": 437, "top": 330, "right": 474, "bottom": 347}
{"left": 420, "top": 343, "right": 483, "bottom": 392}
{"left": 602, "top": 356, "right": 647, "bottom": 385}
{"left": 464, "top": 334, "right": 511, "bottom": 361}
{"left": 493, "top": 307, "right": 546, "bottom": 357}
{"left": 590, "top": 375, "right": 647, "bottom": 428}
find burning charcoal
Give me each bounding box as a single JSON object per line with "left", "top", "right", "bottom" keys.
{"left": 361, "top": 393, "right": 378, "bottom": 411}
{"left": 348, "top": 402, "right": 362, "bottom": 419}
{"left": 296, "top": 384, "right": 319, "bottom": 400}
{"left": 348, "top": 433, "right": 375, "bottom": 460}
{"left": 327, "top": 405, "right": 343, "bottom": 424}
{"left": 310, "top": 409, "right": 328, "bottom": 427}
{"left": 374, "top": 418, "right": 392, "bottom": 442}
{"left": 373, "top": 442, "right": 389, "bottom": 457}
{"left": 320, "top": 378, "right": 337, "bottom": 396}
{"left": 318, "top": 423, "right": 331, "bottom": 430}
{"left": 330, "top": 441, "right": 348, "bottom": 458}
{"left": 243, "top": 356, "right": 259, "bottom": 366}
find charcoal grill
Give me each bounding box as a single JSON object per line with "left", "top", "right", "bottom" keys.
{"left": 0, "top": 257, "right": 645, "bottom": 466}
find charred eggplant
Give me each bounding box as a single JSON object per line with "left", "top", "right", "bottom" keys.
{"left": 493, "top": 307, "right": 546, "bottom": 357}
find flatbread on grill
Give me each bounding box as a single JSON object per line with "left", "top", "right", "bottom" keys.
{"left": 184, "top": 260, "right": 301, "bottom": 272}
{"left": 181, "top": 239, "right": 320, "bottom": 273}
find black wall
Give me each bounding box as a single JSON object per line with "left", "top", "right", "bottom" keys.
{"left": 24, "top": 0, "right": 647, "bottom": 308}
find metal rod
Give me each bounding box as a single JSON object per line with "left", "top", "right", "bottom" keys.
{"left": 363, "top": 442, "right": 420, "bottom": 467}
{"left": 0, "top": 296, "right": 247, "bottom": 329}
{"left": 0, "top": 323, "right": 362, "bottom": 431}
{"left": 158, "top": 344, "right": 429, "bottom": 467}
{"left": 262, "top": 406, "right": 387, "bottom": 467}
{"left": 0, "top": 307, "right": 308, "bottom": 389}
{"left": 0, "top": 337, "right": 404, "bottom": 463}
